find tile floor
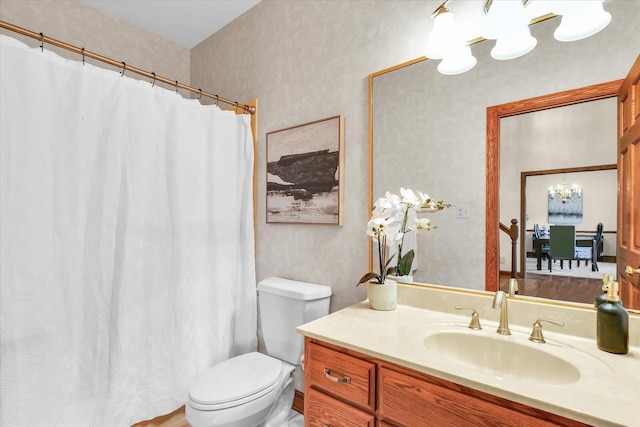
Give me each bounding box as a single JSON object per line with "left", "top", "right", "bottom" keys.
{"left": 285, "top": 410, "right": 304, "bottom": 426}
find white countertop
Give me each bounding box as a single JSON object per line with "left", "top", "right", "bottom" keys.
{"left": 297, "top": 284, "right": 640, "bottom": 427}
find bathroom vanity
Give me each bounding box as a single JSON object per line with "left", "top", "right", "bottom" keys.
{"left": 297, "top": 284, "right": 640, "bottom": 427}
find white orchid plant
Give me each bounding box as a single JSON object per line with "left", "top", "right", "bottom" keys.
{"left": 358, "top": 188, "right": 446, "bottom": 286}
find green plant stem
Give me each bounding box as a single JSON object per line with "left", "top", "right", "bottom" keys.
{"left": 396, "top": 205, "right": 409, "bottom": 272}
{"left": 379, "top": 234, "right": 386, "bottom": 283}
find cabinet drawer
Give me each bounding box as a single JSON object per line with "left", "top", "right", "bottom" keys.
{"left": 307, "top": 342, "right": 376, "bottom": 410}
{"left": 306, "top": 388, "right": 375, "bottom": 427}
{"left": 379, "top": 367, "right": 560, "bottom": 427}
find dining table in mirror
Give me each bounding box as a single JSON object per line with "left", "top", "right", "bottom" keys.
{"left": 369, "top": 0, "right": 640, "bottom": 308}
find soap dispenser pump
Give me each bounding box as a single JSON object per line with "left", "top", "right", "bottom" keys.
{"left": 594, "top": 274, "right": 620, "bottom": 308}
{"left": 596, "top": 281, "right": 629, "bottom": 354}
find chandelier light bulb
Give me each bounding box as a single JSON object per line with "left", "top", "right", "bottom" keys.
{"left": 437, "top": 45, "right": 477, "bottom": 75}
{"left": 425, "top": 3, "right": 477, "bottom": 75}
{"left": 490, "top": 27, "right": 537, "bottom": 60}
{"left": 424, "top": 0, "right": 611, "bottom": 75}
{"left": 553, "top": 0, "right": 612, "bottom": 42}
{"left": 484, "top": 0, "right": 537, "bottom": 60}
{"left": 425, "top": 10, "right": 456, "bottom": 60}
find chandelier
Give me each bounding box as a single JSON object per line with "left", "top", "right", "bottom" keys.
{"left": 549, "top": 178, "right": 582, "bottom": 203}
{"left": 425, "top": 0, "right": 612, "bottom": 75}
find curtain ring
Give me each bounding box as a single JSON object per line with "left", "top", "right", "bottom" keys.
{"left": 234, "top": 101, "right": 239, "bottom": 113}
{"left": 198, "top": 89, "right": 203, "bottom": 102}
{"left": 215, "top": 95, "right": 220, "bottom": 107}
{"left": 175, "top": 80, "right": 179, "bottom": 94}
{"left": 120, "top": 62, "right": 126, "bottom": 77}
{"left": 39, "top": 32, "right": 44, "bottom": 52}
{"left": 81, "top": 47, "right": 85, "bottom": 65}
{"left": 151, "top": 72, "right": 156, "bottom": 87}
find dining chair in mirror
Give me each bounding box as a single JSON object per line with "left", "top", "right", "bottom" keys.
{"left": 575, "top": 245, "right": 592, "bottom": 268}
{"left": 549, "top": 225, "right": 577, "bottom": 271}
{"left": 533, "top": 224, "right": 550, "bottom": 261}
{"left": 591, "top": 222, "right": 604, "bottom": 272}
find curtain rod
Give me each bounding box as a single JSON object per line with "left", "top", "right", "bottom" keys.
{"left": 0, "top": 20, "right": 255, "bottom": 115}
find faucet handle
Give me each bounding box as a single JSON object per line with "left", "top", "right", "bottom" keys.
{"left": 529, "top": 318, "right": 565, "bottom": 343}
{"left": 455, "top": 305, "right": 482, "bottom": 330}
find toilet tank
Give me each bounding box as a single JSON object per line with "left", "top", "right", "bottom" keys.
{"left": 257, "top": 277, "right": 332, "bottom": 365}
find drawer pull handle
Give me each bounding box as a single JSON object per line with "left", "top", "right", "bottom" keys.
{"left": 324, "top": 368, "right": 351, "bottom": 383}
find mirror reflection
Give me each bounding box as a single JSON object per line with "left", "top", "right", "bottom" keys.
{"left": 370, "top": 2, "right": 639, "bottom": 305}
{"left": 499, "top": 98, "right": 617, "bottom": 304}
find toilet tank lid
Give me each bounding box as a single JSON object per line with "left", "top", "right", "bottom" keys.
{"left": 258, "top": 277, "right": 332, "bottom": 300}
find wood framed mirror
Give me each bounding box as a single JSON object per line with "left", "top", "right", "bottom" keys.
{"left": 368, "top": 1, "right": 639, "bottom": 306}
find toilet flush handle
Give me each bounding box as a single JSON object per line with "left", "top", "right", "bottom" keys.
{"left": 324, "top": 368, "right": 351, "bottom": 383}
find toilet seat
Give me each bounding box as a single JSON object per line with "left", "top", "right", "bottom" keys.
{"left": 188, "top": 352, "right": 282, "bottom": 410}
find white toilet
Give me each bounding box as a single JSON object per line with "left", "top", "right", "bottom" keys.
{"left": 185, "top": 277, "right": 332, "bottom": 427}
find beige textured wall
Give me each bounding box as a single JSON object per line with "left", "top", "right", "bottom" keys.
{"left": 0, "top": 0, "right": 190, "bottom": 88}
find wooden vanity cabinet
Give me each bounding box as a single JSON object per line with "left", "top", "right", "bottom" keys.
{"left": 306, "top": 388, "right": 375, "bottom": 427}
{"left": 304, "top": 338, "right": 589, "bottom": 427}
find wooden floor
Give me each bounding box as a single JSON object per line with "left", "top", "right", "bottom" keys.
{"left": 132, "top": 406, "right": 188, "bottom": 427}
{"left": 500, "top": 273, "right": 601, "bottom": 304}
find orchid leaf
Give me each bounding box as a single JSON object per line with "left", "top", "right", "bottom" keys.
{"left": 397, "top": 249, "right": 415, "bottom": 276}
{"left": 357, "top": 272, "right": 380, "bottom": 286}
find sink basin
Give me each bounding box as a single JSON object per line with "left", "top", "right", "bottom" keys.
{"left": 423, "top": 331, "right": 581, "bottom": 384}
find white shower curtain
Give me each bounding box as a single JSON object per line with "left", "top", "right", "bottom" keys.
{"left": 0, "top": 35, "right": 257, "bottom": 426}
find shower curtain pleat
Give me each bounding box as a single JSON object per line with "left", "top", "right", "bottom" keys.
{"left": 0, "top": 34, "right": 257, "bottom": 426}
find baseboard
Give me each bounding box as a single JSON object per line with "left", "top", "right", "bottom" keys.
{"left": 499, "top": 270, "right": 522, "bottom": 278}
{"left": 293, "top": 390, "right": 304, "bottom": 414}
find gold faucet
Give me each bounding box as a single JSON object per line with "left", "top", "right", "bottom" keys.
{"left": 492, "top": 290, "right": 511, "bottom": 335}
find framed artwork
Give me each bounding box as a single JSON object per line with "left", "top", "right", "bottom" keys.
{"left": 266, "top": 115, "right": 344, "bottom": 225}
{"left": 548, "top": 193, "right": 583, "bottom": 224}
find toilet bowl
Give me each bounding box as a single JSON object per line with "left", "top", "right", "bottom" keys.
{"left": 185, "top": 277, "right": 332, "bottom": 427}
{"left": 186, "top": 352, "right": 294, "bottom": 427}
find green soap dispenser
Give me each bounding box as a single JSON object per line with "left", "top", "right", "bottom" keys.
{"left": 596, "top": 281, "right": 629, "bottom": 354}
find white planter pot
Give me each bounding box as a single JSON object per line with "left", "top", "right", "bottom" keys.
{"left": 367, "top": 279, "right": 397, "bottom": 311}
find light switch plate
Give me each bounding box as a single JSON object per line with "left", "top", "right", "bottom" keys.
{"left": 455, "top": 204, "right": 470, "bottom": 219}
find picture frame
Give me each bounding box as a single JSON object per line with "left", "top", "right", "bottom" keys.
{"left": 548, "top": 192, "right": 583, "bottom": 224}
{"left": 266, "top": 115, "right": 344, "bottom": 225}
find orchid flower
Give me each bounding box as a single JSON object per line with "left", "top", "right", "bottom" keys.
{"left": 358, "top": 188, "right": 445, "bottom": 286}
